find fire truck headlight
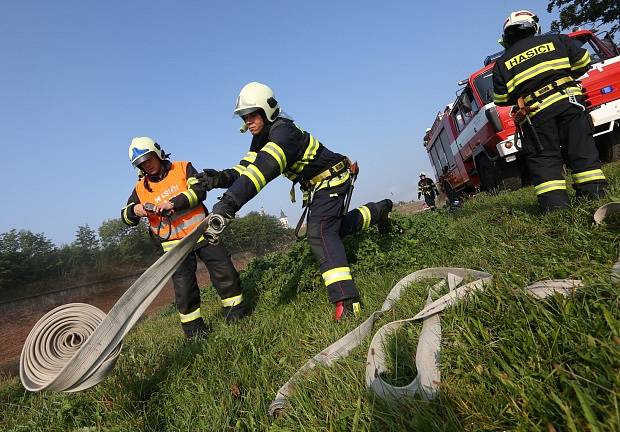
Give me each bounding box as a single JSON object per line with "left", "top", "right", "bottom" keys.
{"left": 601, "top": 85, "right": 614, "bottom": 95}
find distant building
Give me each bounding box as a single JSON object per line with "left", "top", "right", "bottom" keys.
{"left": 279, "top": 210, "right": 289, "bottom": 228}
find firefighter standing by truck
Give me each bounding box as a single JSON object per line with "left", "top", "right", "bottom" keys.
{"left": 492, "top": 10, "right": 607, "bottom": 212}
{"left": 418, "top": 172, "right": 439, "bottom": 210}
{"left": 121, "top": 137, "right": 246, "bottom": 338}
{"left": 198, "top": 82, "right": 393, "bottom": 321}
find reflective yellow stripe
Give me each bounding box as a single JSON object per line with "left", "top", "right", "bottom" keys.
{"left": 161, "top": 235, "right": 206, "bottom": 252}
{"left": 315, "top": 171, "right": 350, "bottom": 192}
{"left": 572, "top": 169, "right": 606, "bottom": 184}
{"left": 221, "top": 294, "right": 243, "bottom": 307}
{"left": 122, "top": 202, "right": 135, "bottom": 225}
{"left": 528, "top": 87, "right": 583, "bottom": 117}
{"left": 358, "top": 206, "right": 372, "bottom": 229}
{"left": 352, "top": 302, "right": 361, "bottom": 316}
{"left": 242, "top": 151, "right": 257, "bottom": 164}
{"left": 493, "top": 92, "right": 509, "bottom": 104}
{"left": 179, "top": 307, "right": 201, "bottom": 323}
{"left": 571, "top": 51, "right": 590, "bottom": 70}
{"left": 289, "top": 135, "right": 319, "bottom": 174}
{"left": 242, "top": 164, "right": 267, "bottom": 192}
{"left": 506, "top": 57, "right": 571, "bottom": 93}
{"left": 322, "top": 266, "right": 352, "bottom": 286}
{"left": 233, "top": 164, "right": 245, "bottom": 174}
{"left": 181, "top": 189, "right": 199, "bottom": 207}
{"left": 534, "top": 179, "right": 567, "bottom": 195}
{"left": 186, "top": 177, "right": 199, "bottom": 187}
{"left": 262, "top": 142, "right": 287, "bottom": 173}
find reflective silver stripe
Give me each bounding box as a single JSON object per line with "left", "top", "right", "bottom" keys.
{"left": 161, "top": 234, "right": 206, "bottom": 252}
{"left": 358, "top": 206, "right": 372, "bottom": 229}
{"left": 322, "top": 266, "right": 352, "bottom": 286}
{"left": 242, "top": 164, "right": 267, "bottom": 192}
{"left": 221, "top": 294, "right": 243, "bottom": 307}
{"left": 155, "top": 211, "right": 206, "bottom": 240}
{"left": 242, "top": 151, "right": 257, "bottom": 164}
{"left": 572, "top": 169, "right": 605, "bottom": 184}
{"left": 534, "top": 179, "right": 567, "bottom": 195}
{"left": 122, "top": 202, "right": 135, "bottom": 225}
{"left": 289, "top": 135, "right": 319, "bottom": 174}
{"left": 179, "top": 307, "right": 201, "bottom": 323}
{"left": 262, "top": 142, "right": 287, "bottom": 172}
{"left": 506, "top": 57, "right": 571, "bottom": 93}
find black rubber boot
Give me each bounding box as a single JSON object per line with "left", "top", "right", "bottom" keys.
{"left": 538, "top": 190, "right": 569, "bottom": 213}
{"left": 182, "top": 318, "right": 209, "bottom": 339}
{"left": 333, "top": 297, "right": 362, "bottom": 321}
{"left": 377, "top": 199, "right": 393, "bottom": 234}
{"left": 575, "top": 182, "right": 607, "bottom": 200}
{"left": 223, "top": 304, "right": 247, "bottom": 324}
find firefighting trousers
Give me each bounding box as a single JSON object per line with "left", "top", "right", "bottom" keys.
{"left": 523, "top": 102, "right": 606, "bottom": 211}
{"left": 423, "top": 192, "right": 436, "bottom": 209}
{"left": 172, "top": 242, "right": 242, "bottom": 329}
{"left": 306, "top": 180, "right": 392, "bottom": 303}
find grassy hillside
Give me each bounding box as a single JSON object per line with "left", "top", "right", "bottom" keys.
{"left": 1, "top": 164, "right": 619, "bottom": 431}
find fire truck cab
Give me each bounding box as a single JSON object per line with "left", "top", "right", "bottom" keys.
{"left": 424, "top": 30, "right": 620, "bottom": 196}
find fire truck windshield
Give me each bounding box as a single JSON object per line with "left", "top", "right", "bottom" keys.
{"left": 474, "top": 71, "right": 494, "bottom": 104}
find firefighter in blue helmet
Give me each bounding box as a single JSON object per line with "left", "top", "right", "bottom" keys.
{"left": 492, "top": 10, "right": 606, "bottom": 212}
{"left": 198, "top": 82, "right": 393, "bottom": 321}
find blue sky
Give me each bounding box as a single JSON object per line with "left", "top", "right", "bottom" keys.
{"left": 1, "top": 1, "right": 564, "bottom": 244}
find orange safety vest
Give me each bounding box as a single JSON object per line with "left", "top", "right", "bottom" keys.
{"left": 135, "top": 161, "right": 206, "bottom": 252}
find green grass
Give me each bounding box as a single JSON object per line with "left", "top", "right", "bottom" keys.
{"left": 2, "top": 164, "right": 620, "bottom": 431}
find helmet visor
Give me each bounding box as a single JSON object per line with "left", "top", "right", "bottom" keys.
{"left": 132, "top": 151, "right": 156, "bottom": 167}
{"left": 234, "top": 106, "right": 260, "bottom": 118}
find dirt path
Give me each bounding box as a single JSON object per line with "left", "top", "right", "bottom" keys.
{"left": 0, "top": 253, "right": 253, "bottom": 377}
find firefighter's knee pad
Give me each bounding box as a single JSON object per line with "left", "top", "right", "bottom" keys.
{"left": 306, "top": 222, "right": 327, "bottom": 265}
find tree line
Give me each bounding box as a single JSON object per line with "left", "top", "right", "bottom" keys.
{"left": 0, "top": 212, "right": 293, "bottom": 297}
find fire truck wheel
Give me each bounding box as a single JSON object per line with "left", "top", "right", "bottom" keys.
{"left": 476, "top": 155, "right": 500, "bottom": 192}
{"left": 596, "top": 128, "right": 620, "bottom": 163}
{"left": 500, "top": 163, "right": 523, "bottom": 191}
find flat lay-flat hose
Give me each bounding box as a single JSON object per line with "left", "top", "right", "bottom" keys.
{"left": 20, "top": 215, "right": 226, "bottom": 392}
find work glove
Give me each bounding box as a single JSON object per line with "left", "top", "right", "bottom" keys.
{"left": 417, "top": 193, "right": 421, "bottom": 200}
{"left": 195, "top": 169, "right": 224, "bottom": 191}
{"left": 211, "top": 193, "right": 238, "bottom": 219}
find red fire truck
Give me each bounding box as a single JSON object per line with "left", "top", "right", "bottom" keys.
{"left": 423, "top": 30, "right": 620, "bottom": 195}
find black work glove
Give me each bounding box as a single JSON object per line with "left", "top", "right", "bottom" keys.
{"left": 195, "top": 169, "right": 223, "bottom": 191}
{"left": 211, "top": 193, "right": 239, "bottom": 219}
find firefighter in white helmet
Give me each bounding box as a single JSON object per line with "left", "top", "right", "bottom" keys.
{"left": 492, "top": 10, "right": 606, "bottom": 212}
{"left": 122, "top": 137, "right": 246, "bottom": 338}
{"left": 418, "top": 172, "right": 438, "bottom": 210}
{"left": 197, "top": 82, "right": 393, "bottom": 321}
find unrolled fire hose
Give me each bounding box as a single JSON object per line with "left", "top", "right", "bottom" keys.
{"left": 268, "top": 268, "right": 583, "bottom": 415}
{"left": 20, "top": 214, "right": 228, "bottom": 392}
{"left": 266, "top": 205, "right": 620, "bottom": 415}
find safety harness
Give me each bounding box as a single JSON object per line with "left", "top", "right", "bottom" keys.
{"left": 293, "top": 158, "right": 355, "bottom": 239}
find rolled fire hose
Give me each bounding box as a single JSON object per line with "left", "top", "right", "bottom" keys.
{"left": 269, "top": 269, "right": 583, "bottom": 415}
{"left": 20, "top": 214, "right": 227, "bottom": 392}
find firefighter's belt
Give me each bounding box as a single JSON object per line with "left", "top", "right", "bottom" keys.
{"left": 307, "top": 159, "right": 348, "bottom": 187}
{"left": 20, "top": 216, "right": 224, "bottom": 392}
{"left": 268, "top": 267, "right": 584, "bottom": 416}
{"left": 524, "top": 76, "right": 575, "bottom": 104}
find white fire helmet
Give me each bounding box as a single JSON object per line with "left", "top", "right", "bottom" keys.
{"left": 503, "top": 10, "right": 540, "bottom": 35}
{"left": 234, "top": 82, "right": 280, "bottom": 122}
{"left": 420, "top": 172, "right": 427, "bottom": 177}
{"left": 128, "top": 136, "right": 167, "bottom": 167}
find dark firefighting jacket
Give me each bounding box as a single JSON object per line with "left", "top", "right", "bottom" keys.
{"left": 492, "top": 33, "right": 591, "bottom": 116}
{"left": 418, "top": 178, "right": 438, "bottom": 197}
{"left": 218, "top": 117, "right": 347, "bottom": 211}
{"left": 121, "top": 161, "right": 207, "bottom": 252}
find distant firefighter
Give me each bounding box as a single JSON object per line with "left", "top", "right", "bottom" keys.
{"left": 418, "top": 172, "right": 439, "bottom": 210}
